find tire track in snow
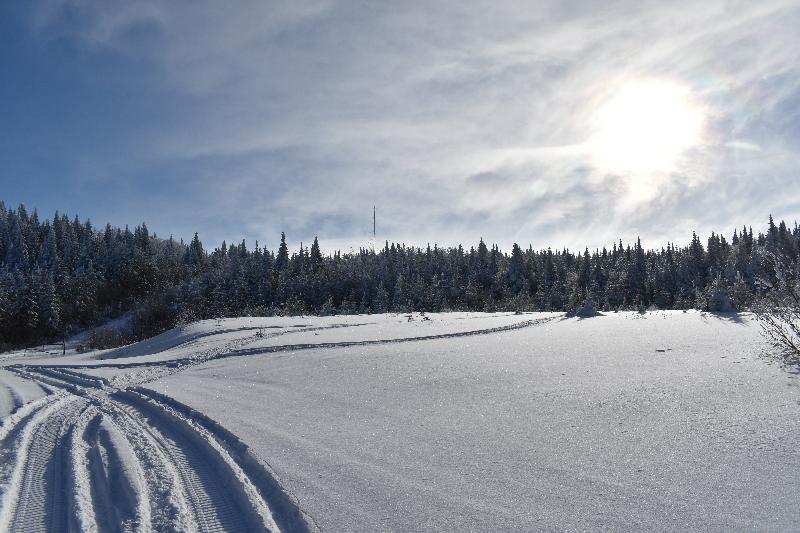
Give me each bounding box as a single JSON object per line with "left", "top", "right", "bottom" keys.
{"left": 133, "top": 387, "right": 316, "bottom": 532}
{"left": 71, "top": 409, "right": 152, "bottom": 533}
{"left": 0, "top": 385, "right": 23, "bottom": 419}
{"left": 114, "top": 332, "right": 265, "bottom": 388}
{"left": 13, "top": 367, "right": 199, "bottom": 532}
{"left": 0, "top": 315, "right": 554, "bottom": 531}
{"left": 0, "top": 395, "right": 86, "bottom": 533}
{"left": 0, "top": 371, "right": 50, "bottom": 420}
{"left": 10, "top": 398, "right": 87, "bottom": 533}
{"left": 97, "top": 394, "right": 196, "bottom": 533}
{"left": 230, "top": 315, "right": 559, "bottom": 358}
{"left": 47, "top": 315, "right": 559, "bottom": 377}
{"left": 97, "top": 321, "right": 375, "bottom": 362}
{"left": 113, "top": 395, "right": 255, "bottom": 533}
{"left": 0, "top": 394, "right": 63, "bottom": 513}
{"left": 0, "top": 393, "right": 58, "bottom": 446}
{"left": 69, "top": 408, "right": 103, "bottom": 533}
{"left": 7, "top": 362, "right": 313, "bottom": 532}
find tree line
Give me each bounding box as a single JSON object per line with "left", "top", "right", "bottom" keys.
{"left": 1, "top": 200, "right": 798, "bottom": 349}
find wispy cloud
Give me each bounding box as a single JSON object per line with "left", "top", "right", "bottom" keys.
{"left": 8, "top": 0, "right": 800, "bottom": 250}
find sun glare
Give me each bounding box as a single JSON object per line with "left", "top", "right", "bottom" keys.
{"left": 590, "top": 79, "right": 705, "bottom": 176}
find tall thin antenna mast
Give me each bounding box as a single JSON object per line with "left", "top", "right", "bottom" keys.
{"left": 373, "top": 205, "right": 376, "bottom": 239}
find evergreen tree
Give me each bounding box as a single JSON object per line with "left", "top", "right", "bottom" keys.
{"left": 184, "top": 232, "right": 205, "bottom": 273}
{"left": 275, "top": 232, "right": 290, "bottom": 271}
{"left": 38, "top": 271, "right": 60, "bottom": 335}
{"left": 2, "top": 200, "right": 799, "bottom": 349}
{"left": 374, "top": 282, "right": 389, "bottom": 313}
{"left": 310, "top": 237, "right": 323, "bottom": 271}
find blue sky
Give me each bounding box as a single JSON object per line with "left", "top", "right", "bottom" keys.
{"left": 2, "top": 1, "right": 799, "bottom": 252}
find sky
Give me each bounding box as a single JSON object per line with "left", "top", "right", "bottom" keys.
{"left": 2, "top": 0, "right": 799, "bottom": 253}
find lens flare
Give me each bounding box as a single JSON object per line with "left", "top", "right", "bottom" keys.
{"left": 590, "top": 79, "right": 705, "bottom": 176}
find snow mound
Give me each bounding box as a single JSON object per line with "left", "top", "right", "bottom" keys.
{"left": 568, "top": 302, "right": 603, "bottom": 318}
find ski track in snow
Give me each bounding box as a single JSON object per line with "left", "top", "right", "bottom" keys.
{"left": 0, "top": 315, "right": 550, "bottom": 531}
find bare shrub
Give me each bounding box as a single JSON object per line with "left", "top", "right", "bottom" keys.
{"left": 88, "top": 326, "right": 134, "bottom": 350}
{"left": 754, "top": 293, "right": 800, "bottom": 365}
{"left": 753, "top": 251, "right": 800, "bottom": 365}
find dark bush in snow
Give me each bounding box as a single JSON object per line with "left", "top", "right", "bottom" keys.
{"left": 567, "top": 301, "right": 602, "bottom": 318}
{"left": 706, "top": 274, "right": 734, "bottom": 312}
{"left": 88, "top": 326, "right": 134, "bottom": 350}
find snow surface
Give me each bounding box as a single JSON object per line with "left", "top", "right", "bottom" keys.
{"left": 1, "top": 310, "right": 799, "bottom": 531}
{"left": 144, "top": 310, "right": 798, "bottom": 532}
{"left": 0, "top": 369, "right": 47, "bottom": 419}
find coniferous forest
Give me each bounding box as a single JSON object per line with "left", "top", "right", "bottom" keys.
{"left": 0, "top": 200, "right": 798, "bottom": 350}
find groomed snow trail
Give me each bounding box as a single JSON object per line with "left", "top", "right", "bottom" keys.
{"left": 2, "top": 359, "right": 316, "bottom": 532}
{"left": 0, "top": 314, "right": 556, "bottom": 532}
{"left": 8, "top": 397, "right": 87, "bottom": 533}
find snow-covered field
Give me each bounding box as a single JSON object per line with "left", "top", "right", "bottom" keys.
{"left": 1, "top": 311, "right": 798, "bottom": 532}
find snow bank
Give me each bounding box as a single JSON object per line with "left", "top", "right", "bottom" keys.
{"left": 0, "top": 369, "right": 48, "bottom": 419}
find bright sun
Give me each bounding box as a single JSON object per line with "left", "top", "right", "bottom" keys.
{"left": 590, "top": 79, "right": 705, "bottom": 175}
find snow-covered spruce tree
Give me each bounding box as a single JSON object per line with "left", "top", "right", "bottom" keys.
{"left": 310, "top": 236, "right": 323, "bottom": 272}
{"left": 3, "top": 201, "right": 800, "bottom": 349}
{"left": 38, "top": 270, "right": 60, "bottom": 336}
{"left": 319, "top": 296, "right": 334, "bottom": 316}
{"left": 730, "top": 272, "right": 752, "bottom": 311}
{"left": 275, "top": 232, "right": 290, "bottom": 272}
{"left": 705, "top": 274, "right": 734, "bottom": 312}
{"left": 394, "top": 273, "right": 413, "bottom": 312}
{"left": 282, "top": 294, "right": 305, "bottom": 316}
{"left": 373, "top": 282, "right": 389, "bottom": 313}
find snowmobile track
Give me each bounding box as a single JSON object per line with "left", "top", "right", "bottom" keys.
{"left": 113, "top": 394, "right": 256, "bottom": 533}
{"left": 0, "top": 315, "right": 546, "bottom": 531}
{"left": 4, "top": 397, "right": 86, "bottom": 533}
{"left": 2, "top": 361, "right": 314, "bottom": 532}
